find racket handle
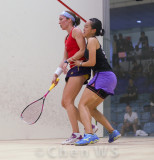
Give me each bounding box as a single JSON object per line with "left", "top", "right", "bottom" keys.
{"left": 49, "top": 78, "right": 59, "bottom": 91}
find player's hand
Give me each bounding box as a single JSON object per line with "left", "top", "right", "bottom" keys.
{"left": 63, "top": 63, "right": 68, "bottom": 74}
{"left": 52, "top": 74, "right": 59, "bottom": 85}
{"left": 68, "top": 57, "right": 75, "bottom": 62}
{"left": 72, "top": 60, "right": 82, "bottom": 67}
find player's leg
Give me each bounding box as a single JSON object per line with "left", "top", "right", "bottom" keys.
{"left": 89, "top": 100, "right": 121, "bottom": 143}
{"left": 62, "top": 76, "right": 85, "bottom": 132}
{"left": 61, "top": 76, "right": 85, "bottom": 144}
{"left": 75, "top": 88, "right": 102, "bottom": 145}
{"left": 78, "top": 88, "right": 114, "bottom": 134}
{"left": 76, "top": 87, "right": 120, "bottom": 145}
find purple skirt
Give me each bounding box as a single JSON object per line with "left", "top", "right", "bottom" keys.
{"left": 87, "top": 71, "right": 117, "bottom": 95}
{"left": 65, "top": 66, "right": 91, "bottom": 84}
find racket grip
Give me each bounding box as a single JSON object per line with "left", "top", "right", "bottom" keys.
{"left": 49, "top": 78, "right": 59, "bottom": 91}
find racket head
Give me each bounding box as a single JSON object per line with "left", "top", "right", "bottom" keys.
{"left": 20, "top": 97, "right": 45, "bottom": 125}
{"left": 20, "top": 78, "right": 59, "bottom": 125}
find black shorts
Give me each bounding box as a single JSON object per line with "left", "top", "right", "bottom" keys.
{"left": 65, "top": 66, "right": 91, "bottom": 84}
{"left": 87, "top": 85, "right": 109, "bottom": 99}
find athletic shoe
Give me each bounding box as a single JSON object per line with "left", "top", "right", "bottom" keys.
{"left": 108, "top": 130, "right": 121, "bottom": 143}
{"left": 75, "top": 134, "right": 99, "bottom": 146}
{"left": 61, "top": 133, "right": 82, "bottom": 145}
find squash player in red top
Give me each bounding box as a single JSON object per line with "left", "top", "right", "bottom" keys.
{"left": 52, "top": 11, "right": 98, "bottom": 145}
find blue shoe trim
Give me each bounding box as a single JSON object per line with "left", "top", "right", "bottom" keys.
{"left": 108, "top": 130, "right": 121, "bottom": 143}
{"left": 75, "top": 134, "right": 99, "bottom": 146}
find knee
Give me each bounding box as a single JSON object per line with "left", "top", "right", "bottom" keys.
{"left": 78, "top": 102, "right": 84, "bottom": 111}
{"left": 61, "top": 98, "right": 73, "bottom": 109}
{"left": 61, "top": 98, "right": 67, "bottom": 109}
{"left": 78, "top": 101, "right": 89, "bottom": 113}
{"left": 88, "top": 108, "right": 96, "bottom": 116}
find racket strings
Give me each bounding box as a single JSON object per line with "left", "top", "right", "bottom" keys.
{"left": 21, "top": 98, "right": 44, "bottom": 124}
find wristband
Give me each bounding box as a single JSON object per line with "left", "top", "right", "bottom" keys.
{"left": 64, "top": 60, "right": 69, "bottom": 64}
{"left": 55, "top": 67, "right": 63, "bottom": 76}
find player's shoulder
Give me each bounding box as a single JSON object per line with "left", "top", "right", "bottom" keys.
{"left": 87, "top": 37, "right": 98, "bottom": 46}
{"left": 72, "top": 27, "right": 82, "bottom": 34}
{"left": 88, "top": 37, "right": 97, "bottom": 42}
{"left": 72, "top": 27, "right": 83, "bottom": 39}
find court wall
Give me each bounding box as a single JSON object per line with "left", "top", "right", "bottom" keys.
{"left": 0, "top": 0, "right": 104, "bottom": 140}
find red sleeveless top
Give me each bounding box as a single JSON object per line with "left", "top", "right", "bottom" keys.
{"left": 65, "top": 28, "right": 85, "bottom": 68}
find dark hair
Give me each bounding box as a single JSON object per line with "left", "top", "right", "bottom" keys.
{"left": 89, "top": 18, "right": 105, "bottom": 36}
{"left": 65, "top": 11, "right": 80, "bottom": 26}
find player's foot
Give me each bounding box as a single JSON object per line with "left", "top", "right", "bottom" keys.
{"left": 75, "top": 134, "right": 99, "bottom": 146}
{"left": 61, "top": 133, "right": 82, "bottom": 145}
{"left": 108, "top": 130, "right": 121, "bottom": 143}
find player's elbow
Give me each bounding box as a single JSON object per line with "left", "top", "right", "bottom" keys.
{"left": 90, "top": 61, "right": 96, "bottom": 66}
{"left": 79, "top": 49, "right": 85, "bottom": 56}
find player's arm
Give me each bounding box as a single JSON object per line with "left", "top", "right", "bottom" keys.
{"left": 59, "top": 48, "right": 68, "bottom": 68}
{"left": 52, "top": 48, "right": 68, "bottom": 84}
{"left": 80, "top": 38, "right": 97, "bottom": 67}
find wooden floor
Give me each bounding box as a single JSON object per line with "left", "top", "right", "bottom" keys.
{"left": 0, "top": 137, "right": 154, "bottom": 160}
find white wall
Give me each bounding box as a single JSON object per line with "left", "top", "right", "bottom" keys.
{"left": 0, "top": 0, "right": 103, "bottom": 140}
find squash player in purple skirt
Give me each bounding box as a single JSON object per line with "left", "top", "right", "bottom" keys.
{"left": 73, "top": 18, "right": 121, "bottom": 146}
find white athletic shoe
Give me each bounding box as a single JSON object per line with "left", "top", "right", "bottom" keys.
{"left": 61, "top": 133, "right": 82, "bottom": 145}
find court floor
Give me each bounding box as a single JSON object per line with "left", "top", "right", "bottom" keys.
{"left": 0, "top": 137, "right": 154, "bottom": 160}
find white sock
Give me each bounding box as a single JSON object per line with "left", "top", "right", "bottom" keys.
{"left": 73, "top": 133, "right": 81, "bottom": 137}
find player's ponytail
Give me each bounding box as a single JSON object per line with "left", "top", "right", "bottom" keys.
{"left": 66, "top": 11, "right": 81, "bottom": 26}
